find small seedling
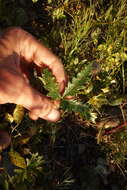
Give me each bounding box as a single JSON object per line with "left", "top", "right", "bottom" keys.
{"left": 38, "top": 64, "right": 92, "bottom": 120}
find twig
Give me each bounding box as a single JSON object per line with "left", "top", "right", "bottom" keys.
{"left": 105, "top": 121, "right": 127, "bottom": 135}
{"left": 120, "top": 104, "right": 126, "bottom": 122}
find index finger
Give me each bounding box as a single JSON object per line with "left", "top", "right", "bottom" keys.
{"left": 2, "top": 27, "right": 67, "bottom": 93}
{"left": 17, "top": 28, "right": 67, "bottom": 93}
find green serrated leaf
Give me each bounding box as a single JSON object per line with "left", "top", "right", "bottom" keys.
{"left": 61, "top": 99, "right": 91, "bottom": 120}
{"left": 9, "top": 151, "right": 27, "bottom": 169}
{"left": 39, "top": 68, "right": 61, "bottom": 100}
{"left": 63, "top": 64, "right": 92, "bottom": 97}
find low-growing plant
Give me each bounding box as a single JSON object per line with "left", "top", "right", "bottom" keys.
{"left": 0, "top": 153, "right": 45, "bottom": 190}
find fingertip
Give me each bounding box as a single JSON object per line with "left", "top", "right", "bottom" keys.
{"left": 29, "top": 111, "right": 39, "bottom": 120}
{"left": 59, "top": 81, "right": 66, "bottom": 95}
{"left": 29, "top": 107, "right": 61, "bottom": 122}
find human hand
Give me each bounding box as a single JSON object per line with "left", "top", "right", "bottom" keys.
{"left": 0, "top": 27, "right": 67, "bottom": 122}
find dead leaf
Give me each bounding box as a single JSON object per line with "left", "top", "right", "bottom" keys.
{"left": 13, "top": 105, "right": 25, "bottom": 125}
{"left": 9, "top": 151, "right": 27, "bottom": 168}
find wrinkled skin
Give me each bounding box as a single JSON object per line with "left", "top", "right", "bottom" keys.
{"left": 0, "top": 27, "right": 67, "bottom": 122}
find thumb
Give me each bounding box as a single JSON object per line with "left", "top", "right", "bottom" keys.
{"left": 15, "top": 84, "right": 61, "bottom": 122}
{"left": 29, "top": 107, "right": 60, "bottom": 122}
{"left": 0, "top": 65, "right": 61, "bottom": 122}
